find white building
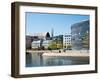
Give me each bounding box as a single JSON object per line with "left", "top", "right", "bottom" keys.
{"left": 31, "top": 40, "right": 41, "bottom": 49}
{"left": 33, "top": 32, "right": 50, "bottom": 39}
{"left": 30, "top": 32, "right": 51, "bottom": 49}
{"left": 31, "top": 39, "right": 52, "bottom": 49}
{"left": 63, "top": 34, "right": 71, "bottom": 48}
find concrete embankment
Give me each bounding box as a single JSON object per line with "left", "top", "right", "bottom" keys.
{"left": 42, "top": 52, "right": 89, "bottom": 57}
{"left": 26, "top": 50, "right": 89, "bottom": 57}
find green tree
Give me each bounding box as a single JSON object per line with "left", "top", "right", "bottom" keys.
{"left": 48, "top": 41, "right": 57, "bottom": 50}
{"left": 67, "top": 45, "right": 72, "bottom": 50}
{"left": 48, "top": 39, "right": 63, "bottom": 50}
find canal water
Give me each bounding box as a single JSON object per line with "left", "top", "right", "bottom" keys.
{"left": 26, "top": 52, "right": 89, "bottom": 67}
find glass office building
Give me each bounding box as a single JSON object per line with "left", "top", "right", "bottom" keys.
{"left": 71, "top": 20, "right": 89, "bottom": 50}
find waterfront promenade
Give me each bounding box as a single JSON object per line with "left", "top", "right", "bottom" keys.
{"left": 43, "top": 52, "right": 89, "bottom": 57}
{"left": 26, "top": 50, "right": 89, "bottom": 57}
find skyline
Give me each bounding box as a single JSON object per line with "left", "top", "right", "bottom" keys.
{"left": 26, "top": 12, "right": 89, "bottom": 36}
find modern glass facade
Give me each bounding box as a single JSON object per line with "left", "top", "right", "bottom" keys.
{"left": 71, "top": 20, "right": 89, "bottom": 50}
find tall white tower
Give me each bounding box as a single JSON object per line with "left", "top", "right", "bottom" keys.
{"left": 51, "top": 28, "right": 54, "bottom": 37}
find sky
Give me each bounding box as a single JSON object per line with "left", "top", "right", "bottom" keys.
{"left": 26, "top": 12, "right": 89, "bottom": 36}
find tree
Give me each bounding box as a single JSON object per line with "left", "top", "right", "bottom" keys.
{"left": 48, "top": 39, "right": 63, "bottom": 50}
{"left": 67, "top": 45, "right": 72, "bottom": 50}
{"left": 48, "top": 41, "right": 57, "bottom": 50}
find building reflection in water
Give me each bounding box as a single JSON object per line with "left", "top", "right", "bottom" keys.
{"left": 26, "top": 52, "right": 89, "bottom": 67}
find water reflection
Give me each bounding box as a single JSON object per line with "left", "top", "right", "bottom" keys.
{"left": 26, "top": 53, "right": 89, "bottom": 67}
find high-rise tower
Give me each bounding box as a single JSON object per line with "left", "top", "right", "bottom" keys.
{"left": 51, "top": 28, "right": 54, "bottom": 37}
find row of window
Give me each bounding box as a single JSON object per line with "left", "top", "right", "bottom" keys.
{"left": 64, "top": 43, "right": 71, "bottom": 45}
{"left": 64, "top": 40, "right": 71, "bottom": 42}
{"left": 64, "top": 38, "right": 71, "bottom": 40}
{"left": 64, "top": 35, "right": 71, "bottom": 37}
